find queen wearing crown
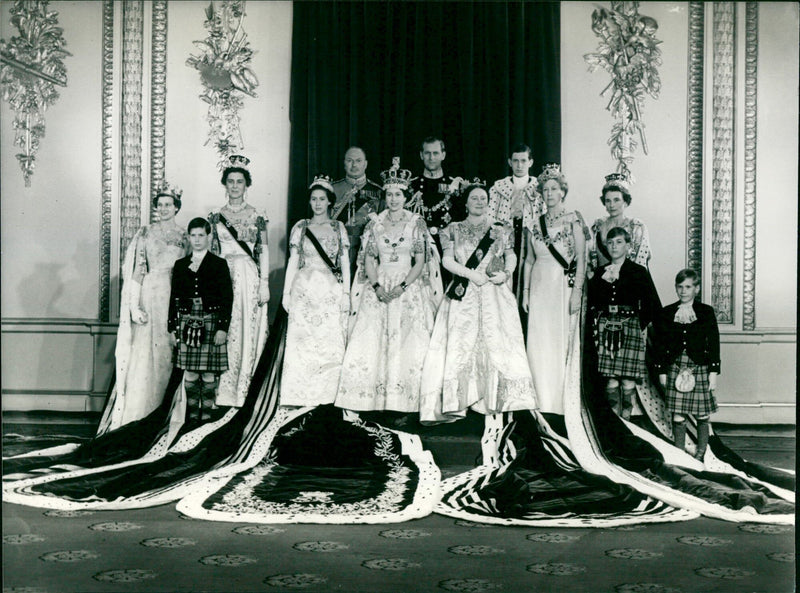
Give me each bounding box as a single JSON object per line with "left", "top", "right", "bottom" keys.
{"left": 521, "top": 164, "right": 589, "bottom": 416}
{"left": 207, "top": 155, "right": 270, "bottom": 408}
{"left": 97, "top": 181, "right": 189, "bottom": 433}
{"left": 335, "top": 158, "right": 442, "bottom": 414}
{"left": 281, "top": 175, "right": 351, "bottom": 406}
{"left": 419, "top": 179, "right": 538, "bottom": 425}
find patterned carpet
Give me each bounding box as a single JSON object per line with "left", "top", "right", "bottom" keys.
{"left": 2, "top": 417, "right": 795, "bottom": 593}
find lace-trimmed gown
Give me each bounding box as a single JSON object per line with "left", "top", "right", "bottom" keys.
{"left": 420, "top": 221, "right": 537, "bottom": 423}
{"left": 525, "top": 210, "right": 586, "bottom": 415}
{"left": 335, "top": 211, "right": 440, "bottom": 412}
{"left": 98, "top": 224, "right": 188, "bottom": 433}
{"left": 281, "top": 220, "right": 350, "bottom": 406}
{"left": 210, "top": 205, "right": 270, "bottom": 408}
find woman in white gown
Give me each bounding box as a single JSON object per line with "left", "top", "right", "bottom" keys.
{"left": 208, "top": 155, "right": 270, "bottom": 408}
{"left": 420, "top": 180, "right": 537, "bottom": 423}
{"left": 97, "top": 181, "right": 188, "bottom": 433}
{"left": 335, "top": 158, "right": 442, "bottom": 413}
{"left": 281, "top": 176, "right": 350, "bottom": 406}
{"left": 522, "top": 164, "right": 588, "bottom": 416}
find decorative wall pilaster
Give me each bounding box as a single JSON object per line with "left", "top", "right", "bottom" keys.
{"left": 742, "top": 2, "right": 758, "bottom": 330}
{"left": 99, "top": 0, "right": 115, "bottom": 322}
{"left": 710, "top": 1, "right": 735, "bottom": 324}
{"left": 120, "top": 0, "right": 144, "bottom": 261}
{"left": 685, "top": 2, "right": 704, "bottom": 274}
{"left": 149, "top": 0, "right": 168, "bottom": 218}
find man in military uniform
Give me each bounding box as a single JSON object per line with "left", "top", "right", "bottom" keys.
{"left": 408, "top": 136, "right": 465, "bottom": 264}
{"left": 488, "top": 143, "right": 544, "bottom": 333}
{"left": 331, "top": 146, "right": 384, "bottom": 278}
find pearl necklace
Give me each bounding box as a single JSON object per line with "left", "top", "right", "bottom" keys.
{"left": 224, "top": 200, "right": 248, "bottom": 213}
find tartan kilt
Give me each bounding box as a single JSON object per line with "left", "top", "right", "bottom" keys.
{"left": 596, "top": 315, "right": 647, "bottom": 378}
{"left": 176, "top": 302, "right": 228, "bottom": 372}
{"left": 664, "top": 351, "right": 717, "bottom": 416}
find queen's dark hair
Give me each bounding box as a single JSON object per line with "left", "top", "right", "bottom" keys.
{"left": 221, "top": 167, "right": 253, "bottom": 187}
{"left": 382, "top": 185, "right": 412, "bottom": 201}
{"left": 308, "top": 185, "right": 336, "bottom": 208}
{"left": 463, "top": 183, "right": 488, "bottom": 200}
{"left": 606, "top": 226, "right": 631, "bottom": 243}
{"left": 152, "top": 193, "right": 181, "bottom": 212}
{"left": 188, "top": 217, "right": 212, "bottom": 234}
{"left": 600, "top": 184, "right": 632, "bottom": 206}
{"left": 675, "top": 268, "right": 700, "bottom": 285}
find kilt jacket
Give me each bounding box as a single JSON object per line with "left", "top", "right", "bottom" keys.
{"left": 587, "top": 259, "right": 661, "bottom": 330}
{"left": 652, "top": 300, "right": 721, "bottom": 374}
{"left": 168, "top": 252, "right": 234, "bottom": 334}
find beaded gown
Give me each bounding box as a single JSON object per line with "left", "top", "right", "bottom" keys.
{"left": 419, "top": 220, "right": 537, "bottom": 423}
{"left": 281, "top": 220, "right": 350, "bottom": 406}
{"left": 97, "top": 223, "right": 188, "bottom": 433}
{"left": 336, "top": 210, "right": 442, "bottom": 412}
{"left": 209, "top": 204, "right": 270, "bottom": 408}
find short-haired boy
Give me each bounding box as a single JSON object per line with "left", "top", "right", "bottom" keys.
{"left": 653, "top": 268, "right": 720, "bottom": 462}
{"left": 587, "top": 227, "right": 661, "bottom": 420}
{"left": 168, "top": 218, "right": 234, "bottom": 425}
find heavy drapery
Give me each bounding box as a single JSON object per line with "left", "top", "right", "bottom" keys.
{"left": 288, "top": 1, "right": 560, "bottom": 225}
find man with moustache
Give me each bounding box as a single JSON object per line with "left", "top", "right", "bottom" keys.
{"left": 331, "top": 146, "right": 384, "bottom": 276}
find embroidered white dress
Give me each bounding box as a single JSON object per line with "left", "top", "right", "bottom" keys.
{"left": 335, "top": 211, "right": 441, "bottom": 412}
{"left": 281, "top": 220, "right": 350, "bottom": 406}
{"left": 525, "top": 210, "right": 587, "bottom": 415}
{"left": 210, "top": 205, "right": 270, "bottom": 407}
{"left": 419, "top": 221, "right": 538, "bottom": 423}
{"left": 97, "top": 224, "right": 188, "bottom": 433}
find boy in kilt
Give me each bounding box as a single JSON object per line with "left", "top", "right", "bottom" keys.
{"left": 169, "top": 218, "right": 234, "bottom": 425}
{"left": 587, "top": 227, "right": 661, "bottom": 420}
{"left": 653, "top": 268, "right": 720, "bottom": 462}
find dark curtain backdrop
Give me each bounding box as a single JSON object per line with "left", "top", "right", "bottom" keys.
{"left": 288, "top": 1, "right": 560, "bottom": 227}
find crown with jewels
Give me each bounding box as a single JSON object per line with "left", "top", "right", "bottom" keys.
{"left": 460, "top": 177, "right": 486, "bottom": 191}
{"left": 309, "top": 174, "right": 335, "bottom": 194}
{"left": 603, "top": 172, "right": 631, "bottom": 192}
{"left": 228, "top": 154, "right": 251, "bottom": 170}
{"left": 538, "top": 163, "right": 562, "bottom": 184}
{"left": 155, "top": 179, "right": 183, "bottom": 200}
{"left": 380, "top": 157, "right": 413, "bottom": 190}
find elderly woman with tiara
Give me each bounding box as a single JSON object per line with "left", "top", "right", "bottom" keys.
{"left": 419, "top": 177, "right": 537, "bottom": 427}
{"left": 521, "top": 163, "right": 589, "bottom": 419}
{"left": 208, "top": 155, "right": 270, "bottom": 410}
{"left": 281, "top": 175, "right": 351, "bottom": 407}
{"left": 97, "top": 180, "right": 189, "bottom": 433}
{"left": 336, "top": 158, "right": 442, "bottom": 416}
